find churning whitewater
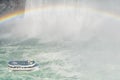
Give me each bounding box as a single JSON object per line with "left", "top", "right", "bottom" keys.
{"left": 0, "top": 0, "right": 120, "bottom": 80}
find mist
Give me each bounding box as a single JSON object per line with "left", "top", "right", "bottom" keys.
{"left": 0, "top": 0, "right": 119, "bottom": 47}
{"left": 2, "top": 0, "right": 116, "bottom": 43}
{"left": 0, "top": 0, "right": 120, "bottom": 80}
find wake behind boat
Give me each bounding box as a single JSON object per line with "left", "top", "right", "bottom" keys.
{"left": 8, "top": 60, "right": 38, "bottom": 71}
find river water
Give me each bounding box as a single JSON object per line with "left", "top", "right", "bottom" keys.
{"left": 0, "top": 0, "right": 120, "bottom": 80}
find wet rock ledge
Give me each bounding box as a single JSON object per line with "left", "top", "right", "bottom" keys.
{"left": 0, "top": 0, "right": 26, "bottom": 16}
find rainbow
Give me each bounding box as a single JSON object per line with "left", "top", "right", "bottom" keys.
{"left": 0, "top": 5, "right": 120, "bottom": 24}
{"left": 0, "top": 10, "right": 24, "bottom": 24}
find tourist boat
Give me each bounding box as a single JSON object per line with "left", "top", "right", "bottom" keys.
{"left": 8, "top": 60, "right": 37, "bottom": 71}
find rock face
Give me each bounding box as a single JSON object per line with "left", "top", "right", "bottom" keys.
{"left": 0, "top": 0, "right": 26, "bottom": 16}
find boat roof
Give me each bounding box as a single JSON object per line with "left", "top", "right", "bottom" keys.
{"left": 8, "top": 61, "right": 35, "bottom": 66}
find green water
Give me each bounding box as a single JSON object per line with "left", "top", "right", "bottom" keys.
{"left": 1, "top": 35, "right": 120, "bottom": 80}
{"left": 0, "top": 39, "right": 80, "bottom": 80}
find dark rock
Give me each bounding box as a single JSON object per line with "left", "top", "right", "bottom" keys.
{"left": 0, "top": 0, "right": 26, "bottom": 17}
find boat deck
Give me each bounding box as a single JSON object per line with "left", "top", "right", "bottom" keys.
{"left": 8, "top": 61, "right": 35, "bottom": 66}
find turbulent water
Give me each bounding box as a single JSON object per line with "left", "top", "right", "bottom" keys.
{"left": 0, "top": 0, "right": 120, "bottom": 80}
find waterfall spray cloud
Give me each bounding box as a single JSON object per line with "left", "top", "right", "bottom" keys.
{"left": 0, "top": 0, "right": 120, "bottom": 42}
